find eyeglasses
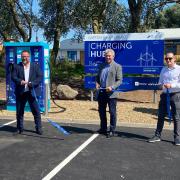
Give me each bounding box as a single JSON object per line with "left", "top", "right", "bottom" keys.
{"left": 165, "top": 57, "right": 173, "bottom": 61}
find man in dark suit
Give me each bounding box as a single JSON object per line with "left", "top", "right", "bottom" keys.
{"left": 12, "top": 50, "right": 43, "bottom": 135}
{"left": 96, "top": 49, "right": 122, "bottom": 137}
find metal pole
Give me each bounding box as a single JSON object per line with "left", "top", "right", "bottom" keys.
{"left": 90, "top": 90, "right": 94, "bottom": 102}
{"left": 44, "top": 83, "right": 49, "bottom": 116}
{"left": 153, "top": 90, "right": 157, "bottom": 103}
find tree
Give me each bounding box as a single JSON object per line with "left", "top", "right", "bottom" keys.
{"left": 0, "top": 0, "right": 37, "bottom": 42}
{"left": 6, "top": 0, "right": 36, "bottom": 42}
{"left": 39, "top": 0, "right": 74, "bottom": 64}
{"left": 71, "top": 0, "right": 129, "bottom": 35}
{"left": 103, "top": 2, "right": 130, "bottom": 33}
{"left": 73, "top": 0, "right": 115, "bottom": 34}
{"left": 0, "top": 0, "right": 19, "bottom": 41}
{"left": 155, "top": 3, "right": 180, "bottom": 28}
{"left": 128, "top": 0, "right": 179, "bottom": 32}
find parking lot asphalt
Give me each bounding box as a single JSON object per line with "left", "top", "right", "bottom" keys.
{"left": 0, "top": 119, "right": 180, "bottom": 180}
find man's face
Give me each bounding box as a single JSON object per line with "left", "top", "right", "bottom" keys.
{"left": 165, "top": 53, "right": 176, "bottom": 68}
{"left": 105, "top": 52, "right": 114, "bottom": 64}
{"left": 21, "top": 52, "right": 30, "bottom": 65}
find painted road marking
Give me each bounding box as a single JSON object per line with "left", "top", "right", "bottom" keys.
{"left": 42, "top": 133, "right": 99, "bottom": 180}
{"left": 0, "top": 120, "right": 16, "bottom": 128}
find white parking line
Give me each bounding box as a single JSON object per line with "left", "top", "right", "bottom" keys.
{"left": 42, "top": 133, "right": 99, "bottom": 180}
{"left": 0, "top": 120, "right": 16, "bottom": 128}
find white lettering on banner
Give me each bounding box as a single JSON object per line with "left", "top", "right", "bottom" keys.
{"left": 84, "top": 33, "right": 164, "bottom": 41}
{"left": 89, "top": 42, "right": 132, "bottom": 58}
{"left": 90, "top": 42, "right": 132, "bottom": 50}
{"left": 91, "top": 51, "right": 103, "bottom": 57}
{"left": 90, "top": 51, "right": 105, "bottom": 58}
{"left": 135, "top": 82, "right": 158, "bottom": 86}
{"left": 147, "top": 83, "right": 159, "bottom": 86}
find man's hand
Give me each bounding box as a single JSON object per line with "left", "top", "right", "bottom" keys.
{"left": 21, "top": 80, "right": 28, "bottom": 85}
{"left": 163, "top": 83, "right": 171, "bottom": 89}
{"left": 106, "top": 86, "right": 113, "bottom": 92}
{"left": 96, "top": 83, "right": 100, "bottom": 89}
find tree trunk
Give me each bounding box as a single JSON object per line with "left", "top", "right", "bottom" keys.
{"left": 6, "top": 0, "right": 30, "bottom": 42}
{"left": 50, "top": 0, "right": 65, "bottom": 65}
{"left": 51, "top": 30, "right": 61, "bottom": 65}
{"left": 128, "top": 0, "right": 143, "bottom": 32}
{"left": 92, "top": 16, "right": 103, "bottom": 34}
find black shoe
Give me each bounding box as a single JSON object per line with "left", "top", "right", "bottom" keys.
{"left": 148, "top": 135, "right": 161, "bottom": 143}
{"left": 174, "top": 138, "right": 180, "bottom": 146}
{"left": 106, "top": 131, "right": 115, "bottom": 138}
{"left": 36, "top": 128, "right": 43, "bottom": 135}
{"left": 97, "top": 129, "right": 107, "bottom": 135}
{"left": 13, "top": 129, "right": 23, "bottom": 135}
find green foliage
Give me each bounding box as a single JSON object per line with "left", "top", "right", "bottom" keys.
{"left": 71, "top": 0, "right": 128, "bottom": 35}
{"left": 127, "top": 0, "right": 178, "bottom": 32}
{"left": 0, "top": 64, "right": 5, "bottom": 78}
{"left": 0, "top": 0, "right": 37, "bottom": 42}
{"left": 0, "top": 0, "right": 17, "bottom": 41}
{"left": 39, "top": 0, "right": 73, "bottom": 43}
{"left": 102, "top": 2, "right": 130, "bottom": 33}
{"left": 50, "top": 60, "right": 84, "bottom": 83}
{"left": 154, "top": 4, "right": 180, "bottom": 28}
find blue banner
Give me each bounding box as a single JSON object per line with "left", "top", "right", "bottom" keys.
{"left": 84, "top": 33, "right": 164, "bottom": 74}
{"left": 84, "top": 76, "right": 160, "bottom": 91}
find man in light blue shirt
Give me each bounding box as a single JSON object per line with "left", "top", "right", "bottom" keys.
{"left": 149, "top": 52, "right": 180, "bottom": 145}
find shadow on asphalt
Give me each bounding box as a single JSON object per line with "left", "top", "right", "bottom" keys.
{"left": 0, "top": 125, "right": 17, "bottom": 132}
{"left": 115, "top": 130, "right": 173, "bottom": 145}
{"left": 116, "top": 131, "right": 149, "bottom": 141}
{"left": 61, "top": 125, "right": 95, "bottom": 134}
{"left": 133, "top": 107, "right": 157, "bottom": 115}
{"left": 0, "top": 125, "right": 64, "bottom": 140}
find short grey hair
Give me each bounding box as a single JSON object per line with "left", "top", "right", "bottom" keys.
{"left": 104, "top": 49, "right": 115, "bottom": 57}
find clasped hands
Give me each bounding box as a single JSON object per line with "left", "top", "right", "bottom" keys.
{"left": 21, "top": 80, "right": 32, "bottom": 87}
{"left": 163, "top": 83, "right": 171, "bottom": 89}
{"left": 96, "top": 84, "right": 113, "bottom": 92}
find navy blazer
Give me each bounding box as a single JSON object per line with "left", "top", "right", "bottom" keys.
{"left": 12, "top": 62, "right": 43, "bottom": 96}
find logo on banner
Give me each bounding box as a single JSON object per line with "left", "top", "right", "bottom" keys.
{"left": 137, "top": 46, "right": 157, "bottom": 66}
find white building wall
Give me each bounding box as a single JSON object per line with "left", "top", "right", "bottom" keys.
{"left": 77, "top": 51, "right": 80, "bottom": 61}
{"left": 57, "top": 50, "right": 67, "bottom": 61}
{"left": 57, "top": 50, "right": 81, "bottom": 62}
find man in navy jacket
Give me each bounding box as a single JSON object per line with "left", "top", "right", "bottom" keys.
{"left": 12, "top": 50, "right": 43, "bottom": 135}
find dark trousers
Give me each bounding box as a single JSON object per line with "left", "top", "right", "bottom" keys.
{"left": 98, "top": 91, "right": 117, "bottom": 132}
{"left": 155, "top": 92, "right": 180, "bottom": 139}
{"left": 16, "top": 91, "right": 42, "bottom": 130}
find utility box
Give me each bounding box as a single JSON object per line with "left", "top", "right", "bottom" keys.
{"left": 4, "top": 42, "right": 50, "bottom": 112}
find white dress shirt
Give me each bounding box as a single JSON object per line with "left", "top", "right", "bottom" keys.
{"left": 159, "top": 63, "right": 180, "bottom": 93}
{"left": 24, "top": 64, "right": 30, "bottom": 92}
